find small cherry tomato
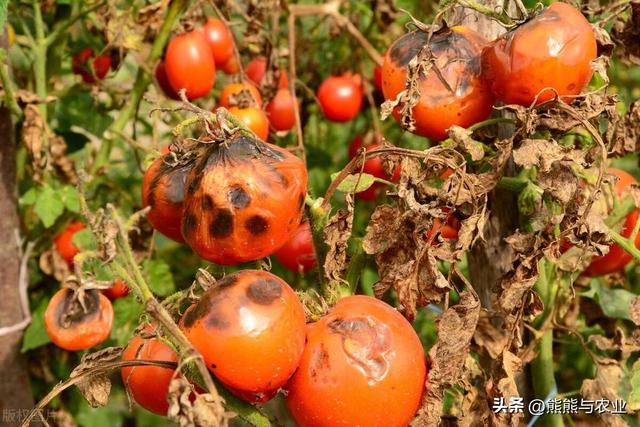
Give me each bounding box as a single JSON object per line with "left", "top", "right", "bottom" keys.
{"left": 219, "top": 82, "right": 262, "bottom": 108}
{"left": 348, "top": 137, "right": 401, "bottom": 201}
{"left": 317, "top": 75, "right": 363, "bottom": 122}
{"left": 72, "top": 48, "right": 112, "bottom": 84}
{"left": 481, "top": 2, "right": 597, "bottom": 106}
{"left": 155, "top": 61, "right": 180, "bottom": 100}
{"left": 266, "top": 88, "right": 296, "bottom": 132}
{"left": 121, "top": 325, "right": 178, "bottom": 415}
{"left": 382, "top": 26, "right": 494, "bottom": 141}
{"left": 103, "top": 279, "right": 130, "bottom": 300}
{"left": 220, "top": 54, "right": 240, "bottom": 74}
{"left": 180, "top": 270, "right": 306, "bottom": 402}
{"left": 54, "top": 221, "right": 86, "bottom": 268}
{"left": 201, "top": 17, "right": 234, "bottom": 66}
{"left": 275, "top": 222, "right": 316, "bottom": 273}
{"left": 285, "top": 295, "right": 426, "bottom": 427}
{"left": 246, "top": 57, "right": 289, "bottom": 88}
{"left": 426, "top": 210, "right": 460, "bottom": 242}
{"left": 227, "top": 106, "right": 270, "bottom": 141}
{"left": 165, "top": 31, "right": 216, "bottom": 100}
{"left": 181, "top": 134, "right": 307, "bottom": 265}
{"left": 44, "top": 288, "right": 114, "bottom": 351}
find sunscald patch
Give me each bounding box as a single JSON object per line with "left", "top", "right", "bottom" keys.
{"left": 228, "top": 186, "right": 251, "bottom": 209}
{"left": 246, "top": 277, "right": 282, "bottom": 305}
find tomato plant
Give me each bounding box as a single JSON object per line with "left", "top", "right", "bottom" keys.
{"left": 165, "top": 30, "right": 216, "bottom": 100}
{"left": 348, "top": 136, "right": 401, "bottom": 201}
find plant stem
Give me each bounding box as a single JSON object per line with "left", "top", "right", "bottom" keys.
{"left": 605, "top": 196, "right": 636, "bottom": 228}
{"left": 32, "top": 0, "right": 48, "bottom": 131}
{"left": 0, "top": 49, "right": 21, "bottom": 116}
{"left": 345, "top": 238, "right": 366, "bottom": 294}
{"left": 496, "top": 176, "right": 528, "bottom": 192}
{"left": 305, "top": 195, "right": 332, "bottom": 296}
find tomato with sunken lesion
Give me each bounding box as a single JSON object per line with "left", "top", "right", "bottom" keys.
{"left": 317, "top": 75, "right": 363, "bottom": 122}
{"left": 54, "top": 221, "right": 86, "bottom": 268}
{"left": 285, "top": 295, "right": 426, "bottom": 427}
{"left": 121, "top": 325, "right": 178, "bottom": 415}
{"left": 181, "top": 135, "right": 307, "bottom": 265}
{"left": 275, "top": 222, "right": 317, "bottom": 273}
{"left": 219, "top": 82, "right": 262, "bottom": 108}
{"left": 481, "top": 2, "right": 597, "bottom": 107}
{"left": 201, "top": 17, "right": 235, "bottom": 66}
{"left": 44, "top": 288, "right": 114, "bottom": 351}
{"left": 382, "top": 26, "right": 494, "bottom": 141}
{"left": 165, "top": 31, "right": 216, "bottom": 100}
{"left": 348, "top": 136, "right": 401, "bottom": 201}
{"left": 266, "top": 88, "right": 297, "bottom": 132}
{"left": 103, "top": 279, "right": 130, "bottom": 300}
{"left": 180, "top": 270, "right": 306, "bottom": 402}
{"left": 72, "top": 47, "right": 112, "bottom": 84}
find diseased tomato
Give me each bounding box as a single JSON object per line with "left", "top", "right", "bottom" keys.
{"left": 584, "top": 168, "right": 640, "bottom": 276}
{"left": 285, "top": 295, "right": 426, "bottom": 427}
{"left": 103, "top": 279, "right": 130, "bottom": 300}
{"left": 180, "top": 270, "right": 306, "bottom": 402}
{"left": 266, "top": 88, "right": 296, "bottom": 132}
{"left": 44, "top": 288, "right": 114, "bottom": 351}
{"left": 54, "top": 221, "right": 86, "bottom": 268}
{"left": 201, "top": 17, "right": 234, "bottom": 66}
{"left": 141, "top": 153, "right": 196, "bottom": 243}
{"left": 481, "top": 2, "right": 597, "bottom": 106}
{"left": 227, "top": 106, "right": 270, "bottom": 141}
{"left": 72, "top": 48, "right": 112, "bottom": 84}
{"left": 219, "top": 82, "right": 262, "bottom": 108}
{"left": 155, "top": 61, "right": 180, "bottom": 100}
{"left": 382, "top": 26, "right": 494, "bottom": 141}
{"left": 275, "top": 222, "right": 316, "bottom": 273}
{"left": 181, "top": 135, "right": 307, "bottom": 265}
{"left": 165, "top": 31, "right": 215, "bottom": 100}
{"left": 220, "top": 54, "right": 240, "bottom": 75}
{"left": 245, "top": 57, "right": 289, "bottom": 88}
{"left": 121, "top": 326, "right": 178, "bottom": 415}
{"left": 348, "top": 137, "right": 401, "bottom": 201}
{"left": 317, "top": 75, "right": 363, "bottom": 122}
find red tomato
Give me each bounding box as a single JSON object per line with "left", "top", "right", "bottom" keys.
{"left": 155, "top": 61, "right": 180, "bottom": 100}
{"left": 181, "top": 134, "right": 307, "bottom": 265}
{"left": 348, "top": 137, "right": 401, "bottom": 201}
{"left": 180, "top": 270, "right": 306, "bottom": 402}
{"left": 220, "top": 54, "right": 240, "bottom": 75}
{"left": 201, "top": 17, "right": 234, "bottom": 66}
{"left": 373, "top": 65, "right": 383, "bottom": 92}
{"left": 482, "top": 3, "right": 597, "bottom": 106}
{"left": 228, "top": 106, "right": 270, "bottom": 141}
{"left": 54, "top": 221, "right": 86, "bottom": 268}
{"left": 44, "top": 288, "right": 113, "bottom": 351}
{"left": 219, "top": 82, "right": 262, "bottom": 108}
{"left": 121, "top": 326, "right": 178, "bottom": 415}
{"left": 317, "top": 75, "right": 363, "bottom": 122}
{"left": 103, "top": 279, "right": 130, "bottom": 300}
{"left": 426, "top": 210, "right": 460, "bottom": 242}
{"left": 266, "top": 88, "right": 296, "bottom": 132}
{"left": 165, "top": 31, "right": 216, "bottom": 100}
{"left": 285, "top": 295, "right": 426, "bottom": 427}
{"left": 275, "top": 222, "right": 316, "bottom": 273}
{"left": 382, "top": 26, "right": 494, "bottom": 141}
{"left": 72, "top": 48, "right": 111, "bottom": 84}
{"left": 245, "top": 57, "right": 289, "bottom": 88}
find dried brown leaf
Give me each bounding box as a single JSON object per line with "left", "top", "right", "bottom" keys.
{"left": 22, "top": 104, "right": 46, "bottom": 182}
{"left": 167, "top": 377, "right": 231, "bottom": 427}
{"left": 631, "top": 296, "right": 640, "bottom": 326}
{"left": 473, "top": 310, "right": 509, "bottom": 359}
{"left": 323, "top": 196, "right": 354, "bottom": 286}
{"left": 612, "top": 1, "right": 640, "bottom": 65}
{"left": 448, "top": 125, "right": 484, "bottom": 161}
{"left": 581, "top": 363, "right": 626, "bottom": 427}
{"left": 70, "top": 347, "right": 122, "bottom": 407}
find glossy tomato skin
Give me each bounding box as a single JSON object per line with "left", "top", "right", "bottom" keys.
{"left": 121, "top": 327, "right": 178, "bottom": 415}
{"left": 103, "top": 279, "right": 130, "bottom": 300}
{"left": 482, "top": 3, "right": 596, "bottom": 106}
{"left": 180, "top": 270, "right": 306, "bottom": 401}
{"left": 219, "top": 82, "right": 262, "bottom": 108}
{"left": 373, "top": 65, "right": 383, "bottom": 92}
{"left": 382, "top": 26, "right": 493, "bottom": 141}
{"left": 246, "top": 57, "right": 289, "bottom": 88}
{"left": 285, "top": 295, "right": 426, "bottom": 427}
{"left": 275, "top": 222, "right": 316, "bottom": 273}
{"left": 227, "top": 106, "right": 270, "bottom": 141}
{"left": 155, "top": 61, "right": 180, "bottom": 100}
{"left": 142, "top": 153, "right": 196, "bottom": 243}
{"left": 584, "top": 168, "right": 640, "bottom": 276}
{"left": 317, "top": 75, "right": 363, "bottom": 122}
{"left": 54, "top": 221, "right": 86, "bottom": 268}
{"left": 72, "top": 48, "right": 111, "bottom": 84}
{"left": 165, "top": 31, "right": 215, "bottom": 100}
{"left": 201, "top": 17, "right": 234, "bottom": 66}
{"left": 44, "top": 288, "right": 114, "bottom": 351}
{"left": 266, "top": 88, "right": 296, "bottom": 132}
{"left": 181, "top": 135, "right": 307, "bottom": 265}
{"left": 348, "top": 137, "right": 401, "bottom": 201}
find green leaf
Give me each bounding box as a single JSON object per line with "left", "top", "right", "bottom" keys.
{"left": 110, "top": 297, "right": 143, "bottom": 347}
{"left": 76, "top": 398, "right": 124, "bottom": 427}
{"left": 72, "top": 228, "right": 97, "bottom": 252}
{"left": 21, "top": 299, "right": 51, "bottom": 352}
{"left": 34, "top": 184, "right": 64, "bottom": 228}
{"left": 331, "top": 172, "right": 376, "bottom": 194}
{"left": 143, "top": 259, "right": 175, "bottom": 297}
{"left": 629, "top": 360, "right": 640, "bottom": 411}
{"left": 59, "top": 185, "right": 81, "bottom": 213}
{"left": 19, "top": 187, "right": 38, "bottom": 206}
{"left": 581, "top": 280, "right": 636, "bottom": 320}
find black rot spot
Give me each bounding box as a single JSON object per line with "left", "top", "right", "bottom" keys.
{"left": 228, "top": 186, "right": 252, "bottom": 209}
{"left": 201, "top": 194, "right": 215, "bottom": 211}
{"left": 182, "top": 213, "right": 198, "bottom": 237}
{"left": 246, "top": 278, "right": 282, "bottom": 305}
{"left": 245, "top": 215, "right": 269, "bottom": 235}
{"left": 210, "top": 209, "right": 234, "bottom": 238}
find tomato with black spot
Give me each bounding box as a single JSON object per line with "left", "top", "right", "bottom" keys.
{"left": 481, "top": 2, "right": 597, "bottom": 107}
{"left": 72, "top": 47, "right": 111, "bottom": 84}
{"left": 165, "top": 30, "right": 215, "bottom": 100}
{"left": 121, "top": 325, "right": 178, "bottom": 415}
{"left": 181, "top": 135, "right": 307, "bottom": 265}
{"left": 382, "top": 26, "right": 494, "bottom": 141}
{"left": 219, "top": 82, "right": 262, "bottom": 108}
{"left": 266, "top": 88, "right": 296, "bottom": 132}
{"left": 201, "top": 17, "right": 235, "bottom": 66}
{"left": 155, "top": 61, "right": 180, "bottom": 100}
{"left": 44, "top": 288, "right": 114, "bottom": 351}
{"left": 103, "top": 279, "right": 130, "bottom": 300}
{"left": 275, "top": 222, "right": 316, "bottom": 273}
{"left": 180, "top": 270, "right": 306, "bottom": 402}
{"left": 54, "top": 221, "right": 86, "bottom": 268}
{"left": 317, "top": 75, "right": 363, "bottom": 122}
{"left": 348, "top": 136, "right": 401, "bottom": 201}
{"left": 285, "top": 295, "right": 426, "bottom": 427}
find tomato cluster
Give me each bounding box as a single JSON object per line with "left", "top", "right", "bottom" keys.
{"left": 71, "top": 48, "right": 113, "bottom": 84}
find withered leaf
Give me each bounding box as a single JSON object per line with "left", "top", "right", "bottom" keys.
{"left": 167, "top": 377, "right": 230, "bottom": 427}
{"left": 323, "top": 195, "right": 354, "bottom": 287}
{"left": 631, "top": 296, "right": 640, "bottom": 326}
{"left": 70, "top": 347, "right": 122, "bottom": 407}
{"left": 612, "top": 1, "right": 640, "bottom": 65}
{"left": 581, "top": 363, "right": 626, "bottom": 427}
{"left": 473, "top": 310, "right": 509, "bottom": 359}
{"left": 448, "top": 125, "right": 485, "bottom": 161}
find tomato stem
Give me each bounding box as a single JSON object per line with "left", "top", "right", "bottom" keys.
{"left": 0, "top": 49, "right": 21, "bottom": 117}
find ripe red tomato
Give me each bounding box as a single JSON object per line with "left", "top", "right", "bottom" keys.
{"left": 266, "top": 88, "right": 296, "bottom": 132}
{"left": 285, "top": 295, "right": 426, "bottom": 427}
{"left": 481, "top": 3, "right": 597, "bottom": 106}
{"left": 54, "top": 221, "right": 86, "bottom": 268}
{"left": 180, "top": 270, "right": 306, "bottom": 402}
{"left": 373, "top": 65, "right": 383, "bottom": 92}
{"left": 201, "top": 17, "right": 234, "bottom": 66}
{"left": 246, "top": 57, "right": 289, "bottom": 88}
{"left": 103, "top": 279, "right": 130, "bottom": 300}
{"left": 426, "top": 210, "right": 460, "bottom": 242}
{"left": 220, "top": 54, "right": 240, "bottom": 75}
{"left": 181, "top": 134, "right": 307, "bottom": 265}
{"left": 382, "top": 26, "right": 494, "bottom": 141}
{"left": 584, "top": 168, "right": 640, "bottom": 276}
{"left": 141, "top": 153, "right": 195, "bottom": 243}
{"left": 155, "top": 61, "right": 180, "bottom": 100}
{"left": 219, "top": 82, "right": 262, "bottom": 108}
{"left": 121, "top": 326, "right": 178, "bottom": 415}
{"left": 227, "top": 106, "right": 270, "bottom": 141}
{"left": 348, "top": 137, "right": 401, "bottom": 201}
{"left": 317, "top": 75, "right": 363, "bottom": 122}
{"left": 275, "top": 222, "right": 316, "bottom": 273}
{"left": 165, "top": 31, "right": 216, "bottom": 100}
{"left": 72, "top": 48, "right": 111, "bottom": 84}
{"left": 44, "top": 288, "right": 114, "bottom": 351}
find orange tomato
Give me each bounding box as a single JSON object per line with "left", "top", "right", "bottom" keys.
{"left": 228, "top": 106, "right": 269, "bottom": 141}
{"left": 219, "top": 82, "right": 262, "bottom": 108}
{"left": 103, "top": 279, "right": 130, "bottom": 300}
